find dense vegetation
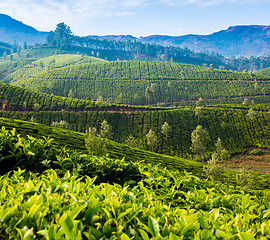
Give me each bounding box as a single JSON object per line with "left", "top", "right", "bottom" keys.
{"left": 10, "top": 61, "right": 270, "bottom": 105}
{"left": 3, "top": 54, "right": 106, "bottom": 84}
{"left": 0, "top": 81, "right": 166, "bottom": 112}
{"left": 1, "top": 106, "right": 269, "bottom": 159}
{"left": 0, "top": 22, "right": 270, "bottom": 239}
{"left": 257, "top": 67, "right": 270, "bottom": 77}
{"left": 0, "top": 42, "right": 13, "bottom": 56}
{"left": 47, "top": 23, "right": 270, "bottom": 71}
{"left": 0, "top": 82, "right": 112, "bottom": 111}
{"left": 1, "top": 126, "right": 270, "bottom": 239}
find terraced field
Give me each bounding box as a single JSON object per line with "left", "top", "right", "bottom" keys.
{"left": 10, "top": 61, "right": 270, "bottom": 105}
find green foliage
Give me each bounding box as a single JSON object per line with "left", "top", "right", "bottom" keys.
{"left": 146, "top": 129, "right": 158, "bottom": 152}
{"left": 247, "top": 108, "right": 257, "bottom": 121}
{"left": 10, "top": 61, "right": 270, "bottom": 105}
{"left": 0, "top": 104, "right": 269, "bottom": 160}
{"left": 236, "top": 167, "right": 254, "bottom": 189}
{"left": 48, "top": 22, "right": 73, "bottom": 49}
{"left": 125, "top": 135, "right": 138, "bottom": 148}
{"left": 190, "top": 125, "right": 210, "bottom": 162}
{"left": 249, "top": 148, "right": 265, "bottom": 156}
{"left": 85, "top": 127, "right": 107, "bottom": 157}
{"left": 161, "top": 121, "right": 172, "bottom": 141}
{"left": 51, "top": 120, "right": 69, "bottom": 129}
{"left": 0, "top": 162, "right": 270, "bottom": 238}
{"left": 212, "top": 138, "right": 230, "bottom": 162}
{"left": 0, "top": 127, "right": 59, "bottom": 174}
{"left": 100, "top": 119, "right": 113, "bottom": 139}
{"left": 1, "top": 117, "right": 270, "bottom": 190}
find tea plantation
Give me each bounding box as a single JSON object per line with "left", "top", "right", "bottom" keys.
{"left": 0, "top": 126, "right": 270, "bottom": 239}
{"left": 10, "top": 61, "right": 270, "bottom": 105}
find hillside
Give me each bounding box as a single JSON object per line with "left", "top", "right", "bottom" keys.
{"left": 1, "top": 116, "right": 270, "bottom": 190}
{"left": 2, "top": 74, "right": 270, "bottom": 163}
{"left": 4, "top": 54, "right": 106, "bottom": 83}
{"left": 137, "top": 25, "right": 270, "bottom": 57}
{"left": 1, "top": 125, "right": 270, "bottom": 239}
{"left": 0, "top": 42, "right": 13, "bottom": 56}
{"left": 10, "top": 61, "right": 270, "bottom": 105}
{"left": 0, "top": 81, "right": 161, "bottom": 112}
{"left": 0, "top": 13, "right": 48, "bottom": 44}
{"left": 89, "top": 25, "right": 270, "bottom": 57}
{"left": 257, "top": 66, "right": 270, "bottom": 77}
{"left": 1, "top": 83, "right": 269, "bottom": 161}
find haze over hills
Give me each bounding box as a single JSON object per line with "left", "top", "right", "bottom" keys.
{"left": 0, "top": 13, "right": 48, "bottom": 44}
{"left": 1, "top": 13, "right": 270, "bottom": 57}
{"left": 92, "top": 25, "right": 270, "bottom": 57}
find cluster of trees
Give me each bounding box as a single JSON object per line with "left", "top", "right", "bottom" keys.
{"left": 44, "top": 23, "right": 270, "bottom": 72}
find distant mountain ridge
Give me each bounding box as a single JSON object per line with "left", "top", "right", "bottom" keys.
{"left": 90, "top": 25, "right": 270, "bottom": 57}
{"left": 0, "top": 13, "right": 48, "bottom": 44}
{"left": 1, "top": 13, "right": 270, "bottom": 57}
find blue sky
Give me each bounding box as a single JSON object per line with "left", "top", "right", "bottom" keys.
{"left": 1, "top": 0, "right": 270, "bottom": 37}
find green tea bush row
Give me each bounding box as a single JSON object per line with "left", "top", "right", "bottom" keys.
{"left": 11, "top": 61, "right": 270, "bottom": 104}
{"left": 1, "top": 107, "right": 269, "bottom": 159}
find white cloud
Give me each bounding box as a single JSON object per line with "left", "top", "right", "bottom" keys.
{"left": 160, "top": 0, "right": 270, "bottom": 6}
{"left": 0, "top": 0, "right": 149, "bottom": 32}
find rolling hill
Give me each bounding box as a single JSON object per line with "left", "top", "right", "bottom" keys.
{"left": 90, "top": 25, "right": 270, "bottom": 57}
{"left": 1, "top": 82, "right": 269, "bottom": 161}
{"left": 1, "top": 119, "right": 270, "bottom": 239}
{"left": 1, "top": 116, "right": 270, "bottom": 190}
{"left": 10, "top": 60, "right": 270, "bottom": 105}
{"left": 4, "top": 54, "right": 106, "bottom": 83}
{"left": 138, "top": 26, "right": 270, "bottom": 57}
{"left": 257, "top": 66, "right": 270, "bottom": 77}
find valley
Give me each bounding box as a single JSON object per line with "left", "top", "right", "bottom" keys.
{"left": 0, "top": 18, "right": 270, "bottom": 239}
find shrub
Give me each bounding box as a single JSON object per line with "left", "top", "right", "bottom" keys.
{"left": 249, "top": 148, "right": 265, "bottom": 156}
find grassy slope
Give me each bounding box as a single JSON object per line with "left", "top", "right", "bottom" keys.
{"left": 10, "top": 61, "right": 270, "bottom": 104}
{"left": 4, "top": 54, "right": 106, "bottom": 83}
{"left": 257, "top": 67, "right": 270, "bottom": 77}
{"left": 0, "top": 116, "right": 269, "bottom": 190}
{"left": 1, "top": 106, "right": 269, "bottom": 158}
{"left": 0, "top": 81, "right": 166, "bottom": 111}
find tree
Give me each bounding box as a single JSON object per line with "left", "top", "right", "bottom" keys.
{"left": 212, "top": 138, "right": 230, "bottom": 162}
{"left": 23, "top": 102, "right": 27, "bottom": 109}
{"left": 23, "top": 42, "right": 28, "bottom": 50}
{"left": 247, "top": 108, "right": 256, "bottom": 122}
{"left": 51, "top": 120, "right": 69, "bottom": 129}
{"left": 125, "top": 135, "right": 138, "bottom": 148}
{"left": 100, "top": 119, "right": 113, "bottom": 139}
{"left": 33, "top": 103, "right": 40, "bottom": 111}
{"left": 195, "top": 106, "right": 202, "bottom": 119}
{"left": 68, "top": 89, "right": 74, "bottom": 98}
{"left": 254, "top": 81, "right": 258, "bottom": 91}
{"left": 242, "top": 98, "right": 249, "bottom": 105}
{"left": 146, "top": 129, "right": 158, "bottom": 152}
{"left": 2, "top": 51, "right": 7, "bottom": 59}
{"left": 195, "top": 97, "right": 204, "bottom": 107}
{"left": 190, "top": 125, "right": 210, "bottom": 162}
{"left": 85, "top": 127, "right": 106, "bottom": 156}
{"left": 161, "top": 122, "right": 171, "bottom": 142}
{"left": 236, "top": 167, "right": 254, "bottom": 189}
{"left": 47, "top": 23, "right": 73, "bottom": 49}
{"left": 145, "top": 86, "right": 154, "bottom": 104}
{"left": 160, "top": 54, "right": 166, "bottom": 61}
